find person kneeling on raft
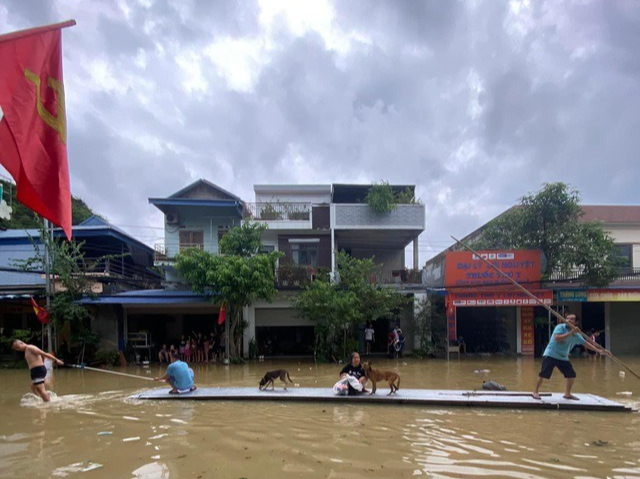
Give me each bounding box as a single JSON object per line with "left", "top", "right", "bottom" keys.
{"left": 154, "top": 351, "right": 197, "bottom": 394}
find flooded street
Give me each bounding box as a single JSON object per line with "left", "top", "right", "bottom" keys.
{"left": 1, "top": 356, "right": 639, "bottom": 479}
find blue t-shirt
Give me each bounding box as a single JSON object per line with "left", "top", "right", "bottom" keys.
{"left": 543, "top": 323, "right": 586, "bottom": 361}
{"left": 166, "top": 360, "right": 194, "bottom": 390}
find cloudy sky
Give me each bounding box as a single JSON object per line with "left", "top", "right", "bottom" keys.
{"left": 1, "top": 0, "right": 639, "bottom": 264}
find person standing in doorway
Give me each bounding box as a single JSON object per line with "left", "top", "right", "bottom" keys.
{"left": 364, "top": 323, "right": 375, "bottom": 354}
{"left": 533, "top": 314, "right": 610, "bottom": 400}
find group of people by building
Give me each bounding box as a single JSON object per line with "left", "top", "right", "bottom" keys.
{"left": 158, "top": 331, "right": 225, "bottom": 364}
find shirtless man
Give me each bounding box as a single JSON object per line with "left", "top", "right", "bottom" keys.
{"left": 12, "top": 339, "right": 63, "bottom": 402}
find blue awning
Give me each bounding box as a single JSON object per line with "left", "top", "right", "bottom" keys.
{"left": 77, "top": 289, "right": 215, "bottom": 306}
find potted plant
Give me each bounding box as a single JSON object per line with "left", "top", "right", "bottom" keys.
{"left": 366, "top": 180, "right": 396, "bottom": 215}
{"left": 260, "top": 203, "right": 282, "bottom": 220}
{"left": 278, "top": 263, "right": 293, "bottom": 286}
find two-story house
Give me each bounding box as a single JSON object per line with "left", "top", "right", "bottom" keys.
{"left": 242, "top": 183, "right": 426, "bottom": 356}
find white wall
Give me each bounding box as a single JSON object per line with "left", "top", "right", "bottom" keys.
{"left": 605, "top": 226, "right": 640, "bottom": 244}
{"left": 254, "top": 188, "right": 331, "bottom": 204}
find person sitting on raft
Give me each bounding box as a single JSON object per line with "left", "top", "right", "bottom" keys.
{"left": 154, "top": 351, "right": 197, "bottom": 394}
{"left": 336, "top": 352, "right": 368, "bottom": 395}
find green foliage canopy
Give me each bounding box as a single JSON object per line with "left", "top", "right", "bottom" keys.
{"left": 175, "top": 222, "right": 282, "bottom": 358}
{"left": 294, "top": 251, "right": 409, "bottom": 360}
{"left": 473, "top": 182, "right": 619, "bottom": 287}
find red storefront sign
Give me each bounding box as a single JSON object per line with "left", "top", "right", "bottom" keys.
{"left": 445, "top": 295, "right": 457, "bottom": 341}
{"left": 520, "top": 306, "right": 535, "bottom": 355}
{"left": 450, "top": 289, "right": 552, "bottom": 307}
{"left": 444, "top": 250, "right": 542, "bottom": 288}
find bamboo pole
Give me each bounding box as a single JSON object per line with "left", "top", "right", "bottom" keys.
{"left": 451, "top": 236, "right": 640, "bottom": 381}
{"left": 70, "top": 364, "right": 155, "bottom": 381}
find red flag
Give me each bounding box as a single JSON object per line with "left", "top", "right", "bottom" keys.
{"left": 0, "top": 20, "right": 75, "bottom": 240}
{"left": 217, "top": 302, "right": 227, "bottom": 325}
{"left": 30, "top": 296, "right": 50, "bottom": 325}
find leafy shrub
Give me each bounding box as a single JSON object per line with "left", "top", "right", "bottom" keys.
{"left": 366, "top": 181, "right": 396, "bottom": 215}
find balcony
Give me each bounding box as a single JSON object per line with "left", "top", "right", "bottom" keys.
{"left": 369, "top": 268, "right": 425, "bottom": 286}
{"left": 276, "top": 264, "right": 318, "bottom": 288}
{"left": 333, "top": 204, "right": 425, "bottom": 230}
{"left": 245, "top": 202, "right": 313, "bottom": 229}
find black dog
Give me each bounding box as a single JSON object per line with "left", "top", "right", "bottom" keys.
{"left": 259, "top": 369, "right": 293, "bottom": 390}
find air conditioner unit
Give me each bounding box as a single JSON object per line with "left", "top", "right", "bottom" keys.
{"left": 166, "top": 213, "right": 180, "bottom": 225}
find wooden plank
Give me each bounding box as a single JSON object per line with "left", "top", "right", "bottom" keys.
{"left": 133, "top": 387, "right": 633, "bottom": 412}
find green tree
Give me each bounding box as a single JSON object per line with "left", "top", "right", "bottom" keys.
{"left": 16, "top": 227, "right": 123, "bottom": 349}
{"left": 218, "top": 221, "right": 264, "bottom": 256}
{"left": 474, "top": 182, "right": 619, "bottom": 286}
{"left": 294, "top": 251, "right": 409, "bottom": 360}
{"left": 0, "top": 179, "right": 98, "bottom": 229}
{"left": 175, "top": 222, "right": 282, "bottom": 359}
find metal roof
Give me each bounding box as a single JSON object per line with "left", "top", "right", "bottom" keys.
{"left": 77, "top": 289, "right": 215, "bottom": 305}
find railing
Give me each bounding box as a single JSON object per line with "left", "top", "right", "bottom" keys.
{"left": 276, "top": 264, "right": 316, "bottom": 288}
{"left": 546, "top": 267, "right": 640, "bottom": 283}
{"left": 369, "top": 268, "right": 425, "bottom": 285}
{"left": 245, "top": 202, "right": 311, "bottom": 221}
{"left": 333, "top": 203, "right": 425, "bottom": 229}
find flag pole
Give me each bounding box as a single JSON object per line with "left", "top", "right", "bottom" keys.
{"left": 0, "top": 20, "right": 76, "bottom": 43}
{"left": 43, "top": 218, "right": 52, "bottom": 352}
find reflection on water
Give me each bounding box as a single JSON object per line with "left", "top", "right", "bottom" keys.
{"left": 1, "top": 356, "right": 639, "bottom": 479}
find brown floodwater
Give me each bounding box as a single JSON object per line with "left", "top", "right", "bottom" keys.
{"left": 1, "top": 356, "right": 639, "bottom": 479}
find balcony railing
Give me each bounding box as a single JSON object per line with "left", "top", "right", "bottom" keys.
{"left": 369, "top": 268, "right": 425, "bottom": 285}
{"left": 546, "top": 267, "right": 640, "bottom": 284}
{"left": 276, "top": 264, "right": 316, "bottom": 288}
{"left": 245, "top": 202, "right": 312, "bottom": 222}
{"left": 333, "top": 203, "right": 425, "bottom": 230}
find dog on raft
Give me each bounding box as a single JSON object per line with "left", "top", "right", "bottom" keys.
{"left": 259, "top": 369, "right": 294, "bottom": 390}
{"left": 362, "top": 362, "right": 401, "bottom": 395}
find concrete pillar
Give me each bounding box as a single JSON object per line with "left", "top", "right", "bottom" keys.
{"left": 330, "top": 204, "right": 336, "bottom": 277}
{"left": 604, "top": 301, "right": 611, "bottom": 351}
{"left": 413, "top": 235, "right": 419, "bottom": 270}
{"left": 243, "top": 305, "right": 255, "bottom": 358}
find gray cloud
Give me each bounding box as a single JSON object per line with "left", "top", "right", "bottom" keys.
{"left": 1, "top": 0, "right": 639, "bottom": 263}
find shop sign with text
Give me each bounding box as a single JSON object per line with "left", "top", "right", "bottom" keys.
{"left": 444, "top": 250, "right": 542, "bottom": 288}
{"left": 450, "top": 289, "right": 552, "bottom": 307}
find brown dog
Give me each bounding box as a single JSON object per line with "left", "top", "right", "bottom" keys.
{"left": 362, "top": 362, "right": 400, "bottom": 395}
{"left": 259, "top": 369, "right": 293, "bottom": 390}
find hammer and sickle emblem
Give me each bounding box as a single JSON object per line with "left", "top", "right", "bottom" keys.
{"left": 24, "top": 68, "right": 66, "bottom": 144}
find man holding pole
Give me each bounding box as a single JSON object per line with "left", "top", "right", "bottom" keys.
{"left": 533, "top": 314, "right": 610, "bottom": 400}
{"left": 12, "top": 339, "right": 63, "bottom": 402}
{"left": 154, "top": 351, "right": 197, "bottom": 394}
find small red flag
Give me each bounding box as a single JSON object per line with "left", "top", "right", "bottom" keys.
{"left": 30, "top": 297, "right": 50, "bottom": 325}
{"left": 217, "top": 302, "right": 227, "bottom": 325}
{"left": 0, "top": 21, "right": 75, "bottom": 240}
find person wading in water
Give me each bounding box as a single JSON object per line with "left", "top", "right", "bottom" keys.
{"left": 11, "top": 339, "right": 63, "bottom": 402}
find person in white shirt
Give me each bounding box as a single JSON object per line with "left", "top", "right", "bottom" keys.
{"left": 364, "top": 323, "right": 375, "bottom": 354}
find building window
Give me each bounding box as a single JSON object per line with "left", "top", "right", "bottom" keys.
{"left": 613, "top": 244, "right": 632, "bottom": 269}
{"left": 260, "top": 244, "right": 275, "bottom": 254}
{"left": 179, "top": 230, "right": 204, "bottom": 250}
{"left": 291, "top": 244, "right": 318, "bottom": 267}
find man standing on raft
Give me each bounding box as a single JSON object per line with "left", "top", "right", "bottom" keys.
{"left": 533, "top": 314, "right": 609, "bottom": 400}
{"left": 12, "top": 339, "right": 63, "bottom": 402}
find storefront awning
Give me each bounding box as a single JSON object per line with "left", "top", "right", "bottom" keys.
{"left": 77, "top": 289, "right": 214, "bottom": 306}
